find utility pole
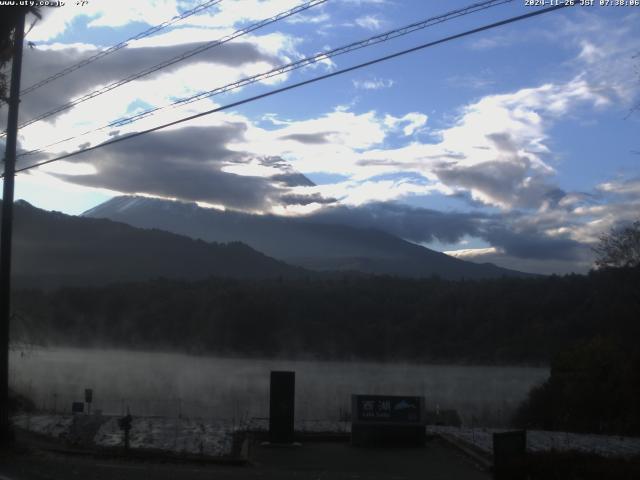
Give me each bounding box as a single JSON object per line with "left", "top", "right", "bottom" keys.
{"left": 1, "top": 10, "right": 26, "bottom": 447}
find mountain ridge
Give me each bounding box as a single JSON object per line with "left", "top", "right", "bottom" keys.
{"left": 3, "top": 199, "right": 306, "bottom": 289}
{"left": 84, "top": 195, "right": 534, "bottom": 280}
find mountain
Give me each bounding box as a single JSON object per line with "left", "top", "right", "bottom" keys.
{"left": 3, "top": 200, "right": 304, "bottom": 289}
{"left": 84, "top": 196, "right": 532, "bottom": 279}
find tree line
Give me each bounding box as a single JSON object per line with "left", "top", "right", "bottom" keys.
{"left": 11, "top": 266, "right": 640, "bottom": 366}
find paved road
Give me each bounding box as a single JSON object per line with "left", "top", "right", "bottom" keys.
{"left": 0, "top": 438, "right": 489, "bottom": 480}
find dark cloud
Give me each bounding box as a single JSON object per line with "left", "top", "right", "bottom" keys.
{"left": 434, "top": 158, "right": 560, "bottom": 210}
{"left": 54, "top": 125, "right": 285, "bottom": 210}
{"left": 307, "top": 202, "right": 483, "bottom": 244}
{"left": 280, "top": 193, "right": 336, "bottom": 206}
{"left": 271, "top": 173, "right": 315, "bottom": 187}
{"left": 486, "top": 132, "right": 518, "bottom": 154}
{"left": 256, "top": 156, "right": 315, "bottom": 187}
{"left": 356, "top": 158, "right": 401, "bottom": 167}
{"left": 306, "top": 202, "right": 591, "bottom": 265}
{"left": 356, "top": 151, "right": 466, "bottom": 168}
{"left": 482, "top": 225, "right": 587, "bottom": 261}
{"left": 280, "top": 132, "right": 336, "bottom": 144}
{"left": 12, "top": 40, "right": 279, "bottom": 127}
{"left": 435, "top": 159, "right": 529, "bottom": 204}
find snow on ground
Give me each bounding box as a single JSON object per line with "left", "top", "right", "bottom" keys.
{"left": 242, "top": 418, "right": 350, "bottom": 433}
{"left": 12, "top": 414, "right": 238, "bottom": 457}
{"left": 12, "top": 414, "right": 73, "bottom": 438}
{"left": 94, "top": 417, "right": 237, "bottom": 457}
{"left": 429, "top": 426, "right": 640, "bottom": 459}
{"left": 13, "top": 414, "right": 640, "bottom": 459}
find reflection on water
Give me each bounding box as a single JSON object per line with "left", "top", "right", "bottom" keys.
{"left": 10, "top": 347, "right": 548, "bottom": 426}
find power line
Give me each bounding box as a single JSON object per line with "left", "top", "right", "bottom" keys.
{"left": 4, "top": 0, "right": 328, "bottom": 135}
{"left": 7, "top": 3, "right": 572, "bottom": 177}
{"left": 17, "top": 0, "right": 512, "bottom": 158}
{"left": 17, "top": 0, "right": 224, "bottom": 98}
{"left": 174, "top": 0, "right": 515, "bottom": 108}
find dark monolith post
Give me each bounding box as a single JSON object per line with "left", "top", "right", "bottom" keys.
{"left": 269, "top": 371, "right": 295, "bottom": 444}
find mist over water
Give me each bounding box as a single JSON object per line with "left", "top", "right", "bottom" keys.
{"left": 10, "top": 347, "right": 548, "bottom": 426}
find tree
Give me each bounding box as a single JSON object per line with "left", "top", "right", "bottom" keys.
{"left": 593, "top": 220, "right": 640, "bottom": 269}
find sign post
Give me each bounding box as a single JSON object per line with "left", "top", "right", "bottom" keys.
{"left": 84, "top": 388, "right": 93, "bottom": 415}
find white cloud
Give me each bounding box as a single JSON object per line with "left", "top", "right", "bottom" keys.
{"left": 285, "top": 12, "right": 330, "bottom": 25}
{"left": 290, "top": 179, "right": 428, "bottom": 207}
{"left": 445, "top": 247, "right": 498, "bottom": 258}
{"left": 355, "top": 15, "right": 382, "bottom": 31}
{"left": 352, "top": 77, "right": 394, "bottom": 90}
{"left": 597, "top": 179, "right": 640, "bottom": 197}
{"left": 29, "top": 0, "right": 179, "bottom": 41}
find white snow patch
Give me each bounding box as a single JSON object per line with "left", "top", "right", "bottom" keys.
{"left": 94, "top": 417, "right": 236, "bottom": 457}
{"left": 429, "top": 426, "right": 640, "bottom": 459}
{"left": 12, "top": 414, "right": 73, "bottom": 438}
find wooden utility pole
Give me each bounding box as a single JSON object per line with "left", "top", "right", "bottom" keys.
{"left": 0, "top": 10, "right": 26, "bottom": 447}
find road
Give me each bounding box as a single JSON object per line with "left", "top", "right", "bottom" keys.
{"left": 0, "top": 437, "right": 489, "bottom": 480}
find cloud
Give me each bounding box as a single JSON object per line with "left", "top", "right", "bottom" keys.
{"left": 285, "top": 12, "right": 330, "bottom": 25}
{"left": 597, "top": 178, "right": 640, "bottom": 197}
{"left": 15, "top": 39, "right": 280, "bottom": 128}
{"left": 280, "top": 132, "right": 337, "bottom": 144}
{"left": 29, "top": 1, "right": 180, "bottom": 41}
{"left": 355, "top": 15, "right": 383, "bottom": 31}
{"left": 51, "top": 124, "right": 288, "bottom": 211}
{"left": 482, "top": 224, "right": 586, "bottom": 262}
{"left": 29, "top": 0, "right": 320, "bottom": 43}
{"left": 280, "top": 192, "right": 336, "bottom": 206}
{"left": 547, "top": 10, "right": 638, "bottom": 107}
{"left": 307, "top": 202, "right": 482, "bottom": 244}
{"left": 301, "top": 202, "right": 597, "bottom": 273}
{"left": 352, "top": 78, "right": 394, "bottom": 90}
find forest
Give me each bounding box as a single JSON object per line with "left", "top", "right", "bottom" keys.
{"left": 11, "top": 265, "right": 640, "bottom": 366}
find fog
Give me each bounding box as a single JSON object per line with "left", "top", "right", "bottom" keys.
{"left": 10, "top": 347, "right": 548, "bottom": 426}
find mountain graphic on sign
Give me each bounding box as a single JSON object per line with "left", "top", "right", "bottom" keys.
{"left": 394, "top": 400, "right": 416, "bottom": 411}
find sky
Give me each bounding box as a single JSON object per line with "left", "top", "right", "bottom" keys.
{"left": 1, "top": 0, "right": 639, "bottom": 275}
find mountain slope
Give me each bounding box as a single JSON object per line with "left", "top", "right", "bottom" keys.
{"left": 84, "top": 196, "right": 531, "bottom": 279}
{"left": 3, "top": 200, "right": 304, "bottom": 289}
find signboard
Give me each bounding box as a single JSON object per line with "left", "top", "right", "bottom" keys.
{"left": 351, "top": 395, "right": 425, "bottom": 446}
{"left": 71, "top": 401, "right": 84, "bottom": 414}
{"left": 269, "top": 371, "right": 295, "bottom": 444}
{"left": 353, "top": 395, "right": 423, "bottom": 424}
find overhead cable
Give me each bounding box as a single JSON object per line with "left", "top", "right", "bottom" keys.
{"left": 6, "top": 3, "right": 573, "bottom": 178}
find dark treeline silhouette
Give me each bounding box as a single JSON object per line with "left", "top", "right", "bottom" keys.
{"left": 513, "top": 336, "right": 640, "bottom": 435}
{"left": 11, "top": 266, "right": 640, "bottom": 365}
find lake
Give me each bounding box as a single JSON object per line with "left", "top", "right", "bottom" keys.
{"left": 9, "top": 347, "right": 548, "bottom": 426}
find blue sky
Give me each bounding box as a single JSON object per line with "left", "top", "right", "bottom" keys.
{"left": 2, "top": 0, "right": 639, "bottom": 274}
